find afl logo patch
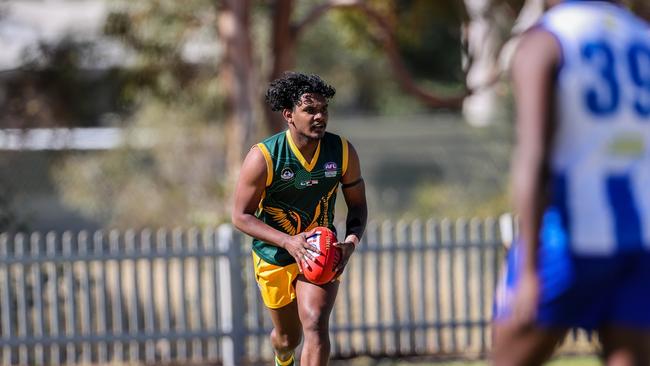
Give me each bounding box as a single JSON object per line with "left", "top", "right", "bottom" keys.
{"left": 281, "top": 167, "right": 294, "bottom": 180}
{"left": 324, "top": 161, "right": 338, "bottom": 178}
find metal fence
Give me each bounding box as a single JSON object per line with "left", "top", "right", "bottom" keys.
{"left": 0, "top": 216, "right": 595, "bottom": 365}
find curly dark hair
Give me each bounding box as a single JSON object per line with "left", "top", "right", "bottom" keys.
{"left": 265, "top": 72, "right": 336, "bottom": 111}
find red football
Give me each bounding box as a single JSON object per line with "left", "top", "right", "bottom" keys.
{"left": 303, "top": 227, "right": 341, "bottom": 285}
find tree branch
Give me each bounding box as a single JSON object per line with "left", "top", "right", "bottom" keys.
{"left": 294, "top": 0, "right": 360, "bottom": 34}
{"left": 294, "top": 0, "right": 467, "bottom": 109}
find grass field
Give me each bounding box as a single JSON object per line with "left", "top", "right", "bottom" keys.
{"left": 330, "top": 113, "right": 513, "bottom": 219}
{"left": 331, "top": 355, "right": 600, "bottom": 365}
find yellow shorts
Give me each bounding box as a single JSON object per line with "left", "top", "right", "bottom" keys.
{"left": 252, "top": 251, "right": 300, "bottom": 309}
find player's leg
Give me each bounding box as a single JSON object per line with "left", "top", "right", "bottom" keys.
{"left": 599, "top": 253, "right": 650, "bottom": 366}
{"left": 492, "top": 320, "right": 566, "bottom": 366}
{"left": 295, "top": 277, "right": 339, "bottom": 366}
{"left": 268, "top": 301, "right": 302, "bottom": 366}
{"left": 252, "top": 252, "right": 303, "bottom": 365}
{"left": 599, "top": 328, "right": 650, "bottom": 366}
{"left": 491, "top": 236, "right": 571, "bottom": 366}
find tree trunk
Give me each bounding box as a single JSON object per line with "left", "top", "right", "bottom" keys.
{"left": 217, "top": 0, "right": 258, "bottom": 187}
{"left": 462, "top": 0, "right": 504, "bottom": 126}
{"left": 257, "top": 0, "right": 549, "bottom": 137}
{"left": 462, "top": 0, "right": 544, "bottom": 126}
{"left": 265, "top": 0, "right": 297, "bottom": 134}
{"left": 303, "top": 1, "right": 466, "bottom": 109}
{"left": 263, "top": 0, "right": 469, "bottom": 134}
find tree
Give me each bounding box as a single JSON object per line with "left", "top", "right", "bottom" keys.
{"left": 461, "top": 0, "right": 537, "bottom": 126}
{"left": 265, "top": 0, "right": 545, "bottom": 129}
{"left": 0, "top": 40, "right": 129, "bottom": 128}
{"left": 216, "top": 0, "right": 259, "bottom": 186}
{"left": 52, "top": 0, "right": 544, "bottom": 227}
{"left": 55, "top": 0, "right": 233, "bottom": 228}
{"left": 265, "top": 0, "right": 469, "bottom": 133}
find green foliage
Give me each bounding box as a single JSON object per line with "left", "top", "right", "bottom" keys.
{"left": 105, "top": 0, "right": 222, "bottom": 105}
{"left": 393, "top": 0, "right": 465, "bottom": 81}
{"left": 105, "top": 0, "right": 216, "bottom": 63}
{"left": 331, "top": 355, "right": 600, "bottom": 365}
{"left": 296, "top": 0, "right": 465, "bottom": 114}
{"left": 54, "top": 101, "right": 228, "bottom": 228}
{"left": 1, "top": 39, "right": 129, "bottom": 128}
{"left": 53, "top": 0, "right": 477, "bottom": 228}
{"left": 297, "top": 19, "right": 420, "bottom": 115}
{"left": 55, "top": 0, "right": 228, "bottom": 228}
{"left": 0, "top": 182, "right": 29, "bottom": 232}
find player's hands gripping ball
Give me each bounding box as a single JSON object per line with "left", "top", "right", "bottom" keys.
{"left": 302, "top": 227, "right": 341, "bottom": 285}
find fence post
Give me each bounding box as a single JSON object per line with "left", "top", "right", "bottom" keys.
{"left": 498, "top": 214, "right": 514, "bottom": 249}
{"left": 217, "top": 224, "right": 246, "bottom": 366}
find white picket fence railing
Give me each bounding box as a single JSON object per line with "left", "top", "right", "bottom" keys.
{"left": 0, "top": 216, "right": 596, "bottom": 365}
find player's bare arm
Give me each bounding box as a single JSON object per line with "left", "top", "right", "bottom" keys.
{"left": 333, "top": 141, "right": 367, "bottom": 275}
{"left": 510, "top": 28, "right": 560, "bottom": 324}
{"left": 231, "top": 145, "right": 316, "bottom": 270}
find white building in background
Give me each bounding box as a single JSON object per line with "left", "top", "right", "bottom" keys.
{"left": 0, "top": 127, "right": 159, "bottom": 150}
{"left": 0, "top": 0, "right": 221, "bottom": 148}
{"left": 0, "top": 0, "right": 112, "bottom": 71}
{"left": 0, "top": 128, "right": 121, "bottom": 150}
{"left": 0, "top": 0, "right": 220, "bottom": 72}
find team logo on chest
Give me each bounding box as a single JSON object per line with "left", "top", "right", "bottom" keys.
{"left": 281, "top": 167, "right": 294, "bottom": 180}
{"left": 324, "top": 162, "right": 338, "bottom": 178}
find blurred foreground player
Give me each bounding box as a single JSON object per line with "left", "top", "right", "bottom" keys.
{"left": 232, "top": 72, "right": 367, "bottom": 366}
{"left": 493, "top": 1, "right": 650, "bottom": 365}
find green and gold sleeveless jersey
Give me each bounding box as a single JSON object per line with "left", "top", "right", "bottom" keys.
{"left": 254, "top": 130, "right": 348, "bottom": 266}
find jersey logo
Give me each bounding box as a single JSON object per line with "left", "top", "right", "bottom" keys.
{"left": 263, "top": 185, "right": 338, "bottom": 236}
{"left": 324, "top": 162, "right": 338, "bottom": 178}
{"left": 264, "top": 206, "right": 302, "bottom": 235}
{"left": 294, "top": 170, "right": 318, "bottom": 189}
{"left": 299, "top": 179, "right": 319, "bottom": 187}
{"left": 281, "top": 167, "right": 294, "bottom": 180}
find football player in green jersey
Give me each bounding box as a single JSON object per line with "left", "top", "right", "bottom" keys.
{"left": 232, "top": 72, "right": 367, "bottom": 366}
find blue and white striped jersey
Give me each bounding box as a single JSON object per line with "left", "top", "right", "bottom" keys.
{"left": 539, "top": 1, "right": 650, "bottom": 255}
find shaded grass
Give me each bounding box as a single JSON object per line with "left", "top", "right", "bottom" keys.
{"left": 331, "top": 355, "right": 600, "bottom": 366}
